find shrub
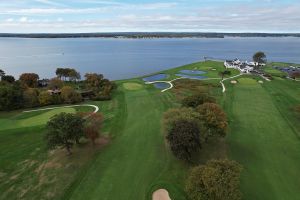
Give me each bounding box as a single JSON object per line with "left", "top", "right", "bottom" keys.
{"left": 182, "top": 93, "right": 216, "bottom": 108}
{"left": 23, "top": 88, "right": 39, "bottom": 108}
{"left": 196, "top": 103, "right": 228, "bottom": 141}
{"left": 166, "top": 119, "right": 201, "bottom": 161}
{"left": 186, "top": 159, "right": 242, "bottom": 200}
{"left": 60, "top": 86, "right": 82, "bottom": 104}
{"left": 38, "top": 91, "right": 53, "bottom": 106}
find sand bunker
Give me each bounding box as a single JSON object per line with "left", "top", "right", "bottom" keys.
{"left": 152, "top": 189, "right": 171, "bottom": 200}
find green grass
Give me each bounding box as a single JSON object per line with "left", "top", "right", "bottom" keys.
{"left": 142, "top": 61, "right": 240, "bottom": 82}
{"left": 222, "top": 77, "right": 300, "bottom": 200}
{"left": 122, "top": 82, "right": 144, "bottom": 90}
{"left": 263, "top": 66, "right": 287, "bottom": 77}
{"left": 0, "top": 108, "right": 76, "bottom": 131}
{"left": 1, "top": 61, "right": 299, "bottom": 200}
{"left": 64, "top": 86, "right": 187, "bottom": 200}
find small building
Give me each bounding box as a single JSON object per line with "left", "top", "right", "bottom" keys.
{"left": 47, "top": 89, "right": 61, "bottom": 95}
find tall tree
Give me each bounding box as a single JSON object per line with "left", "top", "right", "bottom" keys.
{"left": 19, "top": 73, "right": 39, "bottom": 88}
{"left": 68, "top": 69, "right": 81, "bottom": 82}
{"left": 46, "top": 113, "right": 85, "bottom": 154}
{"left": 253, "top": 51, "right": 267, "bottom": 68}
{"left": 56, "top": 68, "right": 63, "bottom": 80}
{"left": 1, "top": 75, "right": 15, "bottom": 83}
{"left": 166, "top": 119, "right": 201, "bottom": 161}
{"left": 186, "top": 159, "right": 242, "bottom": 200}
{"left": 0, "top": 69, "right": 5, "bottom": 80}
{"left": 196, "top": 103, "right": 228, "bottom": 141}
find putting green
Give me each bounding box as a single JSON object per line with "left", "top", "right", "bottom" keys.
{"left": 123, "top": 82, "right": 143, "bottom": 90}
{"left": 238, "top": 78, "right": 257, "bottom": 85}
{"left": 0, "top": 107, "right": 76, "bottom": 131}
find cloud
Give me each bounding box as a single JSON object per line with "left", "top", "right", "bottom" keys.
{"left": 0, "top": 1, "right": 299, "bottom": 32}
{"left": 19, "top": 17, "right": 28, "bottom": 22}
{"left": 0, "top": 2, "right": 178, "bottom": 15}
{"left": 34, "top": 0, "right": 66, "bottom": 7}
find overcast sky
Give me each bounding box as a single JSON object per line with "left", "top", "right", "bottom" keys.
{"left": 0, "top": 0, "right": 299, "bottom": 33}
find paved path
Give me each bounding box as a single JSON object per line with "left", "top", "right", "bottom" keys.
{"left": 220, "top": 73, "right": 244, "bottom": 93}
{"left": 23, "top": 104, "right": 99, "bottom": 114}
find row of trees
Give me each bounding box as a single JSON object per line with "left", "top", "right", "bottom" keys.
{"left": 46, "top": 112, "right": 103, "bottom": 155}
{"left": 56, "top": 68, "right": 81, "bottom": 81}
{"left": 163, "top": 92, "right": 242, "bottom": 200}
{"left": 163, "top": 93, "right": 227, "bottom": 161}
{"left": 0, "top": 68, "right": 116, "bottom": 111}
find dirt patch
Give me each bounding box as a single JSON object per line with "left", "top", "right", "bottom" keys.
{"left": 152, "top": 189, "right": 171, "bottom": 200}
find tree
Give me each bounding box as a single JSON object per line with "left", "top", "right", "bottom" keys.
{"left": 46, "top": 113, "right": 85, "bottom": 154}
{"left": 166, "top": 119, "right": 201, "bottom": 161}
{"left": 56, "top": 68, "right": 64, "bottom": 80}
{"left": 186, "top": 159, "right": 242, "bottom": 200}
{"left": 0, "top": 69, "right": 5, "bottom": 80}
{"left": 1, "top": 75, "right": 15, "bottom": 83}
{"left": 60, "top": 86, "right": 82, "bottom": 104}
{"left": 253, "top": 51, "right": 267, "bottom": 68}
{"left": 68, "top": 69, "right": 81, "bottom": 82}
{"left": 290, "top": 71, "right": 300, "bottom": 80}
{"left": 84, "top": 73, "right": 104, "bottom": 92}
{"left": 182, "top": 93, "right": 216, "bottom": 108}
{"left": 19, "top": 73, "right": 39, "bottom": 88}
{"left": 163, "top": 107, "right": 200, "bottom": 133}
{"left": 48, "top": 78, "right": 64, "bottom": 90}
{"left": 0, "top": 83, "right": 23, "bottom": 111}
{"left": 196, "top": 103, "right": 228, "bottom": 141}
{"left": 82, "top": 112, "right": 103, "bottom": 145}
{"left": 38, "top": 91, "right": 53, "bottom": 106}
{"left": 23, "top": 88, "right": 39, "bottom": 108}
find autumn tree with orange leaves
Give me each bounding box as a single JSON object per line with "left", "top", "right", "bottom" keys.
{"left": 82, "top": 113, "right": 104, "bottom": 145}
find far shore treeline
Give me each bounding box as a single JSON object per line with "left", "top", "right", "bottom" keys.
{"left": 0, "top": 32, "right": 300, "bottom": 39}
{"left": 0, "top": 68, "right": 116, "bottom": 111}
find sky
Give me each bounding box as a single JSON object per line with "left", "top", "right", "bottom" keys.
{"left": 0, "top": 0, "right": 299, "bottom": 33}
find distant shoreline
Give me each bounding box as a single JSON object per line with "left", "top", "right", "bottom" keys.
{"left": 0, "top": 32, "right": 299, "bottom": 39}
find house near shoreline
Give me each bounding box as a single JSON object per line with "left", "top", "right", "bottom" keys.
{"left": 224, "top": 58, "right": 265, "bottom": 73}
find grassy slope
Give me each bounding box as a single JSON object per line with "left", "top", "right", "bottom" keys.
{"left": 222, "top": 78, "right": 300, "bottom": 200}
{"left": 65, "top": 83, "right": 187, "bottom": 200}
{"left": 1, "top": 61, "right": 299, "bottom": 200}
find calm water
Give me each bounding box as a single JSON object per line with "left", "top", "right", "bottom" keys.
{"left": 0, "top": 37, "right": 300, "bottom": 80}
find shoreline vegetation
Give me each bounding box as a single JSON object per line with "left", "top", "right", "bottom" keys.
{"left": 0, "top": 32, "right": 300, "bottom": 39}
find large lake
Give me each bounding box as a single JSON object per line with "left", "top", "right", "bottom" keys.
{"left": 0, "top": 37, "right": 299, "bottom": 80}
